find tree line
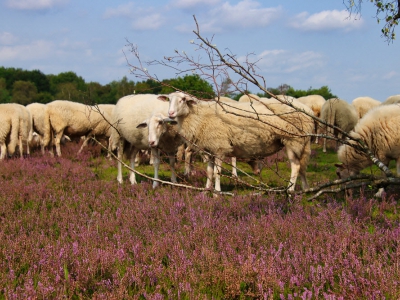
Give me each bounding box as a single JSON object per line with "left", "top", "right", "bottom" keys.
{"left": 0, "top": 66, "right": 337, "bottom": 105}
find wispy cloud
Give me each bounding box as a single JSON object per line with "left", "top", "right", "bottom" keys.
{"left": 383, "top": 71, "right": 397, "bottom": 80}
{"left": 289, "top": 9, "right": 364, "bottom": 32}
{"left": 5, "top": 0, "right": 69, "bottom": 10}
{"left": 0, "top": 40, "right": 55, "bottom": 61}
{"left": 246, "top": 49, "right": 326, "bottom": 74}
{"left": 103, "top": 2, "right": 136, "bottom": 19}
{"left": 103, "top": 3, "right": 166, "bottom": 31}
{"left": 171, "top": 0, "right": 221, "bottom": 9}
{"left": 0, "top": 32, "right": 19, "bottom": 45}
{"left": 199, "top": 0, "right": 282, "bottom": 32}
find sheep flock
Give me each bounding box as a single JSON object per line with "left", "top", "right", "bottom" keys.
{"left": 1, "top": 92, "right": 399, "bottom": 198}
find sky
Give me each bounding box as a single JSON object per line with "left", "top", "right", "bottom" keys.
{"left": 0, "top": 0, "right": 399, "bottom": 102}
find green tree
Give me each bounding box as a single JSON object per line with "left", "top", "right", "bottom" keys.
{"left": 12, "top": 80, "right": 38, "bottom": 105}
{"left": 35, "top": 92, "right": 54, "bottom": 104}
{"left": 55, "top": 82, "right": 85, "bottom": 102}
{"left": 0, "top": 77, "right": 11, "bottom": 103}
{"left": 49, "top": 71, "right": 86, "bottom": 96}
{"left": 0, "top": 67, "right": 50, "bottom": 95}
{"left": 160, "top": 74, "right": 215, "bottom": 99}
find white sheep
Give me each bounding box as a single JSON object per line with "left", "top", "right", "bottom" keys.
{"left": 78, "top": 104, "right": 115, "bottom": 154}
{"left": 381, "top": 94, "right": 400, "bottom": 105}
{"left": 26, "top": 103, "right": 52, "bottom": 155}
{"left": 351, "top": 96, "right": 381, "bottom": 118}
{"left": 46, "top": 100, "right": 113, "bottom": 157}
{"left": 111, "top": 94, "right": 183, "bottom": 187}
{"left": 320, "top": 98, "right": 359, "bottom": 153}
{"left": 0, "top": 103, "right": 32, "bottom": 159}
{"left": 158, "top": 92, "right": 314, "bottom": 192}
{"left": 296, "top": 95, "right": 326, "bottom": 143}
{"left": 238, "top": 93, "right": 261, "bottom": 103}
{"left": 336, "top": 104, "right": 400, "bottom": 197}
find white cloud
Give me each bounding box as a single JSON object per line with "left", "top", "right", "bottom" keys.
{"left": 176, "top": 0, "right": 282, "bottom": 33}
{"left": 0, "top": 40, "right": 55, "bottom": 61}
{"left": 247, "top": 49, "right": 325, "bottom": 74}
{"left": 132, "top": 13, "right": 164, "bottom": 30}
{"left": 194, "top": 0, "right": 282, "bottom": 33}
{"left": 289, "top": 10, "right": 364, "bottom": 32}
{"left": 103, "top": 3, "right": 166, "bottom": 30}
{"left": 171, "top": 0, "right": 221, "bottom": 9}
{"left": 0, "top": 32, "right": 19, "bottom": 45}
{"left": 103, "top": 2, "right": 136, "bottom": 19}
{"left": 6, "top": 0, "right": 68, "bottom": 10}
{"left": 383, "top": 71, "right": 397, "bottom": 80}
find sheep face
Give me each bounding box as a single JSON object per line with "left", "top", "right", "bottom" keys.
{"left": 161, "top": 92, "right": 196, "bottom": 119}
{"left": 137, "top": 114, "right": 178, "bottom": 148}
{"left": 335, "top": 163, "right": 357, "bottom": 180}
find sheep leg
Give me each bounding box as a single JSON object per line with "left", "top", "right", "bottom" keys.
{"left": 314, "top": 121, "right": 319, "bottom": 144}
{"left": 18, "top": 135, "right": 23, "bottom": 158}
{"left": 151, "top": 148, "right": 161, "bottom": 188}
{"left": 168, "top": 153, "right": 177, "bottom": 184}
{"left": 0, "top": 142, "right": 6, "bottom": 160}
{"left": 184, "top": 146, "right": 193, "bottom": 176}
{"left": 54, "top": 131, "right": 63, "bottom": 157}
{"left": 128, "top": 147, "right": 140, "bottom": 185}
{"left": 214, "top": 157, "right": 223, "bottom": 191}
{"left": 106, "top": 136, "right": 112, "bottom": 160}
{"left": 299, "top": 148, "right": 310, "bottom": 190}
{"left": 206, "top": 156, "right": 215, "bottom": 189}
{"left": 231, "top": 157, "right": 237, "bottom": 177}
{"left": 176, "top": 144, "right": 185, "bottom": 161}
{"left": 116, "top": 138, "right": 125, "bottom": 184}
{"left": 286, "top": 148, "right": 301, "bottom": 191}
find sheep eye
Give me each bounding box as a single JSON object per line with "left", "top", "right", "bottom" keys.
{"left": 158, "top": 121, "right": 163, "bottom": 125}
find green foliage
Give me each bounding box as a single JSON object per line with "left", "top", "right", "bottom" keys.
{"left": 12, "top": 80, "right": 38, "bottom": 105}
{"left": 0, "top": 67, "right": 339, "bottom": 106}
{"left": 0, "top": 67, "right": 50, "bottom": 93}
{"left": 160, "top": 74, "right": 215, "bottom": 98}
{"left": 0, "top": 78, "right": 11, "bottom": 103}
{"left": 345, "top": 0, "right": 399, "bottom": 42}
{"left": 236, "top": 85, "right": 337, "bottom": 101}
{"left": 285, "top": 85, "right": 337, "bottom": 99}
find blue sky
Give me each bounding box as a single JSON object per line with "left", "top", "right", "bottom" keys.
{"left": 0, "top": 0, "right": 399, "bottom": 102}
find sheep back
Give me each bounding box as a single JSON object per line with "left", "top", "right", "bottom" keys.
{"left": 320, "top": 98, "right": 358, "bottom": 134}
{"left": 337, "top": 104, "right": 400, "bottom": 172}
{"left": 296, "top": 95, "right": 326, "bottom": 117}
{"left": 351, "top": 96, "right": 381, "bottom": 118}
{"left": 382, "top": 94, "right": 400, "bottom": 105}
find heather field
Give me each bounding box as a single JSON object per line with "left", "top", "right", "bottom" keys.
{"left": 1, "top": 142, "right": 400, "bottom": 299}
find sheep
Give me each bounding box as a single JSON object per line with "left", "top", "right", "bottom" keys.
{"left": 110, "top": 94, "right": 183, "bottom": 187}
{"left": 296, "top": 95, "right": 326, "bottom": 143}
{"left": 0, "top": 103, "right": 32, "bottom": 159}
{"left": 46, "top": 100, "right": 113, "bottom": 157}
{"left": 275, "top": 95, "right": 297, "bottom": 102}
{"left": 335, "top": 104, "right": 400, "bottom": 197}
{"left": 238, "top": 93, "right": 261, "bottom": 103}
{"left": 158, "top": 92, "right": 314, "bottom": 192}
{"left": 381, "top": 94, "right": 400, "bottom": 105}
{"left": 77, "top": 104, "right": 115, "bottom": 154}
{"left": 320, "top": 98, "right": 359, "bottom": 153}
{"left": 26, "top": 103, "right": 52, "bottom": 155}
{"left": 351, "top": 96, "right": 381, "bottom": 118}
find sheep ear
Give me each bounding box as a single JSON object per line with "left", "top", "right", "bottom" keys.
{"left": 163, "top": 118, "right": 178, "bottom": 125}
{"left": 136, "top": 121, "right": 148, "bottom": 129}
{"left": 157, "top": 95, "right": 169, "bottom": 102}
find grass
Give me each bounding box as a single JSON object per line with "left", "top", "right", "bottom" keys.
{"left": 0, "top": 141, "right": 399, "bottom": 299}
